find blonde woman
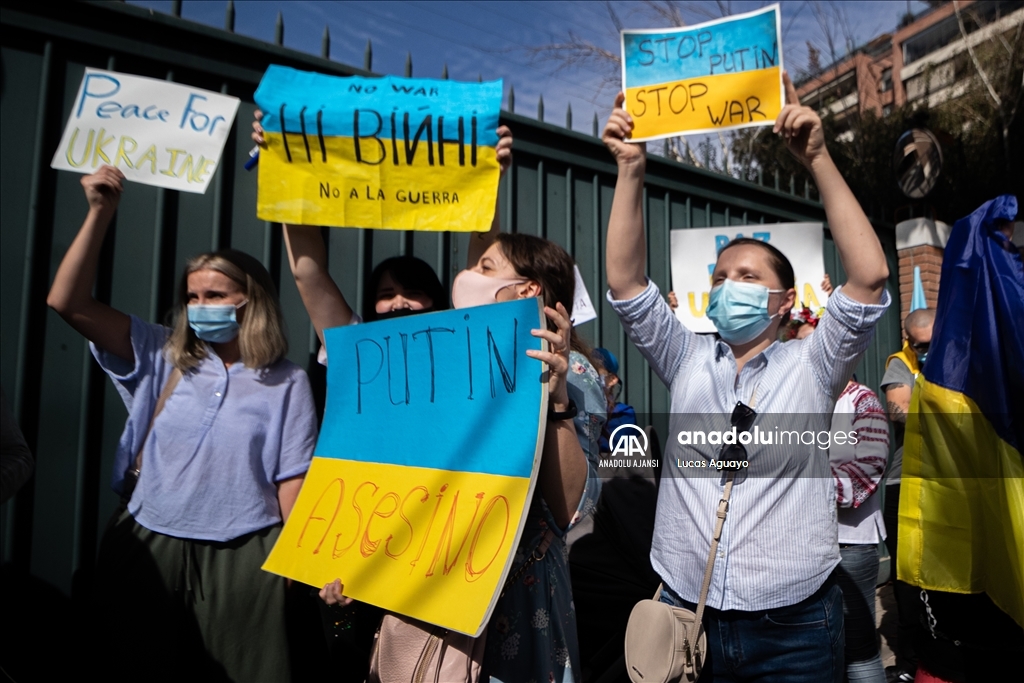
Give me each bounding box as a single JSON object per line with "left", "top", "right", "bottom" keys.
{"left": 48, "top": 166, "right": 317, "bottom": 681}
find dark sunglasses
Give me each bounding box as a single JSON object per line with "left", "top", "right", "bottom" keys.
{"left": 910, "top": 341, "right": 930, "bottom": 354}
{"left": 719, "top": 401, "right": 756, "bottom": 469}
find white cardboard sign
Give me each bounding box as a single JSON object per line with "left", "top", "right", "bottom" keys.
{"left": 572, "top": 265, "right": 598, "bottom": 326}
{"left": 51, "top": 69, "right": 240, "bottom": 194}
{"left": 669, "top": 223, "right": 829, "bottom": 333}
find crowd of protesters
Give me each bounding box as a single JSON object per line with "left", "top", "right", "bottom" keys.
{"left": 22, "top": 68, "right": 1020, "bottom": 683}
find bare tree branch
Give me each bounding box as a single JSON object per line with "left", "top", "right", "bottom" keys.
{"left": 954, "top": 0, "right": 1002, "bottom": 107}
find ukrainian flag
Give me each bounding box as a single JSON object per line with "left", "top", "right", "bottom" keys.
{"left": 899, "top": 195, "right": 1024, "bottom": 626}
{"left": 254, "top": 65, "right": 503, "bottom": 231}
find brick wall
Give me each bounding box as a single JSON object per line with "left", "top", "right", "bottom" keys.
{"left": 897, "top": 245, "right": 943, "bottom": 328}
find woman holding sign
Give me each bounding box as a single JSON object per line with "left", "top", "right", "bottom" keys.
{"left": 47, "top": 166, "right": 317, "bottom": 682}
{"left": 602, "top": 73, "right": 890, "bottom": 682}
{"left": 253, "top": 117, "right": 605, "bottom": 683}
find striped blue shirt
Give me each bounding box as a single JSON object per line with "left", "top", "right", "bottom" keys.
{"left": 609, "top": 281, "right": 890, "bottom": 610}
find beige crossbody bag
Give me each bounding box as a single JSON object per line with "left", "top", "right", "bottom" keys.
{"left": 622, "top": 471, "right": 736, "bottom": 683}
{"left": 624, "top": 392, "right": 758, "bottom": 683}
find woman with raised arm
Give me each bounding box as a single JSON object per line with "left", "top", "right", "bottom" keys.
{"left": 47, "top": 166, "right": 317, "bottom": 682}
{"left": 253, "top": 117, "right": 605, "bottom": 682}
{"left": 602, "top": 73, "right": 890, "bottom": 681}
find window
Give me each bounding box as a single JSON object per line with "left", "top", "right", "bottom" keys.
{"left": 879, "top": 68, "right": 893, "bottom": 93}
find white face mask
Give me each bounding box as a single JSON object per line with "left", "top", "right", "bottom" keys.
{"left": 451, "top": 269, "right": 526, "bottom": 309}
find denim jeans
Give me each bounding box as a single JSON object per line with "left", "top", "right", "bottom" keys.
{"left": 660, "top": 575, "right": 844, "bottom": 682}
{"left": 836, "top": 544, "right": 885, "bottom": 683}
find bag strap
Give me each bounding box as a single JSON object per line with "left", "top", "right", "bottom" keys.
{"left": 687, "top": 383, "right": 760, "bottom": 652}
{"left": 130, "top": 367, "right": 182, "bottom": 475}
{"left": 500, "top": 529, "right": 555, "bottom": 598}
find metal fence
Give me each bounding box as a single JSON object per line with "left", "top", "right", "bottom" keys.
{"left": 0, "top": 0, "right": 902, "bottom": 596}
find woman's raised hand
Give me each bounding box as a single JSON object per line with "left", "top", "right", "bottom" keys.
{"left": 319, "top": 578, "right": 353, "bottom": 608}
{"left": 774, "top": 72, "right": 828, "bottom": 170}
{"left": 527, "top": 302, "right": 573, "bottom": 409}
{"left": 602, "top": 92, "right": 646, "bottom": 170}
{"left": 496, "top": 125, "right": 513, "bottom": 177}
{"left": 252, "top": 109, "right": 265, "bottom": 146}
{"left": 82, "top": 166, "right": 125, "bottom": 215}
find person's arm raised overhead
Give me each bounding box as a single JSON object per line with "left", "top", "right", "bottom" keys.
{"left": 47, "top": 166, "right": 133, "bottom": 363}
{"left": 282, "top": 224, "right": 353, "bottom": 344}
{"left": 776, "top": 73, "right": 888, "bottom": 304}
{"left": 253, "top": 109, "right": 354, "bottom": 343}
{"left": 467, "top": 125, "right": 514, "bottom": 268}
{"left": 603, "top": 92, "right": 648, "bottom": 301}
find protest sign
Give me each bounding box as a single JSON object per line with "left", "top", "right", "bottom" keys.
{"left": 620, "top": 4, "right": 783, "bottom": 141}
{"left": 263, "top": 298, "right": 547, "bottom": 636}
{"left": 572, "top": 265, "right": 598, "bottom": 326}
{"left": 254, "top": 66, "right": 503, "bottom": 232}
{"left": 669, "top": 223, "right": 828, "bottom": 333}
{"left": 50, "top": 69, "right": 239, "bottom": 194}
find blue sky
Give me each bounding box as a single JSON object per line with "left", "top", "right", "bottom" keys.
{"left": 129, "top": 1, "right": 931, "bottom": 135}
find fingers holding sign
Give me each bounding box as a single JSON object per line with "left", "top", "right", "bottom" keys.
{"left": 496, "top": 125, "right": 513, "bottom": 177}
{"left": 526, "top": 302, "right": 573, "bottom": 409}
{"left": 81, "top": 165, "right": 126, "bottom": 215}
{"left": 252, "top": 109, "right": 265, "bottom": 146}
{"left": 773, "top": 72, "right": 827, "bottom": 170}
{"left": 319, "top": 578, "right": 353, "bottom": 608}
{"left": 602, "top": 92, "right": 646, "bottom": 170}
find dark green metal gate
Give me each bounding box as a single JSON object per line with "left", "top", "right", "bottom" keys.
{"left": 0, "top": 0, "right": 901, "bottom": 596}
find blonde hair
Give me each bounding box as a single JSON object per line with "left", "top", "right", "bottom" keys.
{"left": 165, "top": 249, "right": 288, "bottom": 371}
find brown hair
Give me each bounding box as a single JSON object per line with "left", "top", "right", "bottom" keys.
{"left": 165, "top": 249, "right": 288, "bottom": 371}
{"left": 494, "top": 233, "right": 596, "bottom": 363}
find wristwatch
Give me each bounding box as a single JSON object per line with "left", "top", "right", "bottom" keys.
{"left": 548, "top": 398, "right": 577, "bottom": 421}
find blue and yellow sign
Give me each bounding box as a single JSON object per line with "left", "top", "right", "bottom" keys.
{"left": 263, "top": 298, "right": 547, "bottom": 636}
{"left": 621, "top": 4, "right": 784, "bottom": 141}
{"left": 254, "top": 65, "right": 503, "bottom": 231}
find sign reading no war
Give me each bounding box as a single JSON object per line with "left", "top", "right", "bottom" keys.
{"left": 670, "top": 223, "right": 828, "bottom": 333}
{"left": 263, "top": 298, "right": 547, "bottom": 636}
{"left": 254, "top": 65, "right": 504, "bottom": 232}
{"left": 621, "top": 4, "right": 784, "bottom": 141}
{"left": 50, "top": 69, "right": 240, "bottom": 194}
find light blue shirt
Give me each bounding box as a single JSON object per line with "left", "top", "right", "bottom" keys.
{"left": 94, "top": 315, "right": 317, "bottom": 542}
{"left": 609, "top": 281, "right": 890, "bottom": 611}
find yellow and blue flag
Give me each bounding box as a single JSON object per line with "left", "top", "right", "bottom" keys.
{"left": 254, "top": 65, "right": 503, "bottom": 231}
{"left": 899, "top": 194, "right": 1024, "bottom": 626}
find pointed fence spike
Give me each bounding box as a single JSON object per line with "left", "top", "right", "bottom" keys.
{"left": 789, "top": 173, "right": 795, "bottom": 195}
{"left": 364, "top": 40, "right": 373, "bottom": 72}
{"left": 538, "top": 95, "right": 544, "bottom": 122}
{"left": 566, "top": 103, "right": 572, "bottom": 129}
{"left": 225, "top": 1, "right": 235, "bottom": 32}
{"left": 508, "top": 86, "right": 515, "bottom": 113}
{"left": 664, "top": 139, "right": 670, "bottom": 156}
{"left": 592, "top": 112, "right": 599, "bottom": 136}
{"left": 478, "top": 74, "right": 483, "bottom": 83}
{"left": 171, "top": 0, "right": 182, "bottom": 17}
{"left": 441, "top": 64, "right": 449, "bottom": 80}
{"left": 405, "top": 52, "right": 412, "bottom": 77}
{"left": 275, "top": 12, "right": 284, "bottom": 45}
{"left": 321, "top": 26, "right": 331, "bottom": 59}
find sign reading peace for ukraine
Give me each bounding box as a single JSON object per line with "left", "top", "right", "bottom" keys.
{"left": 254, "top": 65, "right": 503, "bottom": 231}
{"left": 620, "top": 4, "right": 784, "bottom": 141}
{"left": 50, "top": 69, "right": 240, "bottom": 193}
{"left": 670, "top": 223, "right": 828, "bottom": 333}
{"left": 263, "top": 298, "right": 547, "bottom": 637}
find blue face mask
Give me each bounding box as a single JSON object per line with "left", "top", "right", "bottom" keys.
{"left": 705, "top": 279, "right": 783, "bottom": 345}
{"left": 917, "top": 351, "right": 928, "bottom": 366}
{"left": 187, "top": 301, "right": 246, "bottom": 343}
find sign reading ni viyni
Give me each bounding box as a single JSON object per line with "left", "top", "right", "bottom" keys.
{"left": 621, "top": 4, "right": 784, "bottom": 141}
{"left": 51, "top": 69, "right": 240, "bottom": 193}
{"left": 670, "top": 223, "right": 828, "bottom": 334}
{"left": 263, "top": 298, "right": 547, "bottom": 637}
{"left": 254, "top": 65, "right": 504, "bottom": 231}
